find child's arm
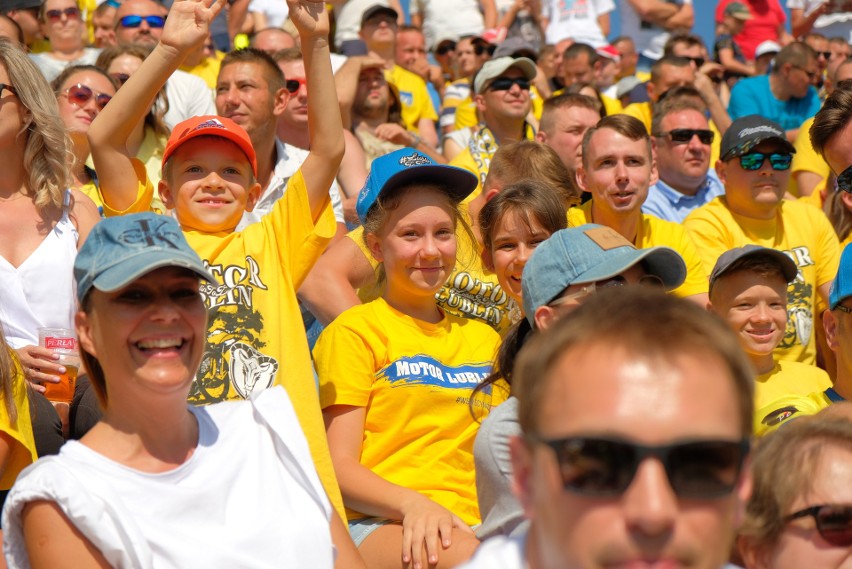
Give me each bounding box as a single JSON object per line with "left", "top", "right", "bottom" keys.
{"left": 289, "top": 0, "right": 345, "bottom": 222}
{"left": 88, "top": 0, "right": 226, "bottom": 212}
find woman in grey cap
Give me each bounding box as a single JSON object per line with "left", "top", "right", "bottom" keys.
{"left": 2, "top": 213, "right": 355, "bottom": 568}
{"left": 473, "top": 223, "right": 686, "bottom": 541}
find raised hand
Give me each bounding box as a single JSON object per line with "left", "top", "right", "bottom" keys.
{"left": 159, "top": 0, "right": 227, "bottom": 55}
{"left": 286, "top": 0, "right": 330, "bottom": 40}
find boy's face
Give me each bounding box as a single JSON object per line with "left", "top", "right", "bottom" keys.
{"left": 710, "top": 269, "right": 788, "bottom": 358}
{"left": 159, "top": 136, "right": 261, "bottom": 233}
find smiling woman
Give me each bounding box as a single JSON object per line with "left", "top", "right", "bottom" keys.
{"left": 1, "top": 213, "right": 339, "bottom": 568}
{"left": 28, "top": 0, "right": 101, "bottom": 83}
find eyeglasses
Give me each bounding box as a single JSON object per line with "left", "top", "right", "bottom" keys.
{"left": 654, "top": 128, "right": 714, "bottom": 145}
{"left": 837, "top": 164, "right": 852, "bottom": 193}
{"left": 0, "top": 83, "right": 16, "bottom": 98}
{"left": 793, "top": 65, "right": 820, "bottom": 81}
{"left": 528, "top": 436, "right": 750, "bottom": 499}
{"left": 118, "top": 14, "right": 166, "bottom": 28}
{"left": 835, "top": 303, "right": 852, "bottom": 314}
{"left": 46, "top": 7, "right": 81, "bottom": 21}
{"left": 784, "top": 505, "right": 852, "bottom": 546}
{"left": 685, "top": 56, "right": 705, "bottom": 68}
{"left": 285, "top": 77, "right": 306, "bottom": 94}
{"left": 738, "top": 152, "right": 793, "bottom": 171}
{"left": 818, "top": 51, "right": 833, "bottom": 60}
{"left": 61, "top": 84, "right": 112, "bottom": 111}
{"left": 548, "top": 274, "right": 664, "bottom": 307}
{"left": 436, "top": 42, "right": 456, "bottom": 56}
{"left": 110, "top": 72, "right": 130, "bottom": 87}
{"left": 486, "top": 76, "right": 530, "bottom": 92}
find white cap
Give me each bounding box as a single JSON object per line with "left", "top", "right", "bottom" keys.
{"left": 755, "top": 40, "right": 781, "bottom": 59}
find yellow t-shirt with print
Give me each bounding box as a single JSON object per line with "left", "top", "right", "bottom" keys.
{"left": 347, "top": 212, "right": 520, "bottom": 335}
{"left": 684, "top": 197, "right": 841, "bottom": 365}
{"left": 754, "top": 359, "right": 832, "bottom": 411}
{"left": 314, "top": 296, "right": 503, "bottom": 525}
{"left": 386, "top": 65, "right": 438, "bottom": 135}
{"left": 620, "top": 101, "right": 721, "bottom": 165}
{"left": 102, "top": 160, "right": 345, "bottom": 519}
{"left": 0, "top": 355, "right": 37, "bottom": 490}
{"left": 567, "top": 202, "right": 708, "bottom": 298}
{"left": 790, "top": 116, "right": 830, "bottom": 198}
{"left": 754, "top": 390, "right": 832, "bottom": 437}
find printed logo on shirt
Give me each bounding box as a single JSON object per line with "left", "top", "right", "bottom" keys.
{"left": 398, "top": 90, "right": 414, "bottom": 107}
{"left": 778, "top": 247, "right": 815, "bottom": 351}
{"left": 377, "top": 354, "right": 492, "bottom": 391}
{"left": 435, "top": 271, "right": 516, "bottom": 330}
{"left": 191, "top": 255, "right": 277, "bottom": 404}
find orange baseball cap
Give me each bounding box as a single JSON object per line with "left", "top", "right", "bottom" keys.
{"left": 162, "top": 115, "right": 258, "bottom": 178}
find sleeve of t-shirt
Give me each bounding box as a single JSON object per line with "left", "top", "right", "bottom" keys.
{"left": 314, "top": 313, "right": 377, "bottom": 409}
{"left": 666, "top": 224, "right": 709, "bottom": 297}
{"left": 101, "top": 157, "right": 158, "bottom": 217}
{"left": 683, "top": 206, "right": 736, "bottom": 276}
{"left": 727, "top": 80, "right": 757, "bottom": 121}
{"left": 595, "top": 0, "right": 615, "bottom": 14}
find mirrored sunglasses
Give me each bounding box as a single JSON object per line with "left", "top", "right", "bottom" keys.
{"left": 119, "top": 14, "right": 166, "bottom": 28}
{"left": 738, "top": 152, "right": 792, "bottom": 171}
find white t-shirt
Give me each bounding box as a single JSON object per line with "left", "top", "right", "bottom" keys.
{"left": 787, "top": 0, "right": 852, "bottom": 42}
{"left": 3, "top": 387, "right": 334, "bottom": 569}
{"left": 248, "top": 0, "right": 290, "bottom": 28}
{"left": 542, "top": 0, "right": 614, "bottom": 46}
{"left": 409, "top": 0, "right": 486, "bottom": 48}
{"left": 456, "top": 534, "right": 527, "bottom": 569}
{"left": 618, "top": 0, "right": 693, "bottom": 60}
{"left": 162, "top": 70, "right": 217, "bottom": 130}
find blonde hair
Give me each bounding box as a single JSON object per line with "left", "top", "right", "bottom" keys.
{"left": 0, "top": 38, "right": 71, "bottom": 212}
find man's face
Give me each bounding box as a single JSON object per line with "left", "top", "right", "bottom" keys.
{"left": 782, "top": 56, "right": 819, "bottom": 97}
{"left": 716, "top": 140, "right": 790, "bottom": 219}
{"left": 670, "top": 42, "right": 704, "bottom": 70}
{"left": 8, "top": 7, "right": 41, "bottom": 44}
{"left": 711, "top": 270, "right": 788, "bottom": 359}
{"left": 806, "top": 36, "right": 830, "bottom": 73}
{"left": 476, "top": 67, "right": 532, "bottom": 125}
{"left": 578, "top": 128, "right": 656, "bottom": 216}
{"left": 278, "top": 59, "right": 307, "bottom": 129}
{"left": 595, "top": 58, "right": 618, "bottom": 90}
{"left": 614, "top": 39, "right": 637, "bottom": 78}
{"left": 561, "top": 53, "right": 594, "bottom": 87}
{"left": 514, "top": 341, "right": 747, "bottom": 569}
{"left": 359, "top": 13, "right": 397, "bottom": 51}
{"left": 395, "top": 29, "right": 427, "bottom": 72}
{"left": 354, "top": 66, "right": 390, "bottom": 116}
{"left": 215, "top": 61, "right": 287, "bottom": 139}
{"left": 830, "top": 40, "right": 851, "bottom": 63}
{"left": 537, "top": 104, "right": 600, "bottom": 170}
{"left": 92, "top": 6, "right": 116, "bottom": 47}
{"left": 114, "top": 0, "right": 165, "bottom": 47}
{"left": 648, "top": 64, "right": 695, "bottom": 102}
{"left": 456, "top": 38, "right": 487, "bottom": 78}
{"left": 822, "top": 114, "right": 852, "bottom": 177}
{"left": 654, "top": 109, "right": 712, "bottom": 193}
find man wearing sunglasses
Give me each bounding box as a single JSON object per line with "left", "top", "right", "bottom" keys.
{"left": 685, "top": 115, "right": 840, "bottom": 367}
{"left": 644, "top": 97, "right": 725, "bottom": 223}
{"left": 0, "top": 0, "right": 43, "bottom": 50}
{"left": 460, "top": 287, "right": 754, "bottom": 569}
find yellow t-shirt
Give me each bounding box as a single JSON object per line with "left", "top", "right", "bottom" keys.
{"left": 386, "top": 65, "right": 438, "bottom": 135}
{"left": 348, "top": 214, "right": 520, "bottom": 335}
{"left": 567, "top": 202, "right": 708, "bottom": 298}
{"left": 754, "top": 390, "right": 832, "bottom": 437}
{"left": 790, "top": 116, "right": 830, "bottom": 198}
{"left": 103, "top": 161, "right": 345, "bottom": 519}
{"left": 620, "top": 101, "right": 721, "bottom": 165}
{"left": 754, "top": 359, "right": 832, "bottom": 411}
{"left": 0, "top": 355, "right": 37, "bottom": 490}
{"left": 314, "top": 297, "right": 503, "bottom": 525}
{"left": 684, "top": 197, "right": 841, "bottom": 365}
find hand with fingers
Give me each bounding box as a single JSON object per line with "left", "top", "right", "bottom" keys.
{"left": 158, "top": 0, "right": 228, "bottom": 55}
{"left": 374, "top": 123, "right": 414, "bottom": 146}
{"left": 16, "top": 346, "right": 65, "bottom": 393}
{"left": 400, "top": 494, "right": 474, "bottom": 569}
{"left": 286, "top": 0, "right": 330, "bottom": 40}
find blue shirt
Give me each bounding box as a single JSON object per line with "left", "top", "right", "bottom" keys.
{"left": 642, "top": 170, "right": 725, "bottom": 223}
{"left": 727, "top": 74, "right": 821, "bottom": 131}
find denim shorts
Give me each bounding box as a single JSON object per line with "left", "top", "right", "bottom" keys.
{"left": 348, "top": 517, "right": 399, "bottom": 547}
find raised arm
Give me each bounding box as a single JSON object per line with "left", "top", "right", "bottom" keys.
{"left": 88, "top": 0, "right": 226, "bottom": 212}
{"left": 289, "top": 0, "right": 346, "bottom": 221}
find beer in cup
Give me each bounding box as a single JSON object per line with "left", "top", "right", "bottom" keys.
{"left": 37, "top": 327, "right": 79, "bottom": 403}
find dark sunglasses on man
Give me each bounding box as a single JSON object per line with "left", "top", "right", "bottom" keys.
{"left": 119, "top": 14, "right": 166, "bottom": 28}
{"left": 653, "top": 128, "right": 714, "bottom": 145}
{"left": 487, "top": 76, "right": 530, "bottom": 92}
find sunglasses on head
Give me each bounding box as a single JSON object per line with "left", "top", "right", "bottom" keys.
{"left": 62, "top": 83, "right": 112, "bottom": 111}
{"left": 654, "top": 128, "right": 714, "bottom": 145}
{"left": 785, "top": 505, "right": 852, "bottom": 546}
{"left": 436, "top": 42, "right": 456, "bottom": 56}
{"left": 46, "top": 7, "right": 80, "bottom": 21}
{"left": 119, "top": 14, "right": 166, "bottom": 28}
{"left": 738, "top": 152, "right": 792, "bottom": 171}
{"left": 548, "top": 274, "right": 664, "bottom": 307}
{"left": 529, "top": 436, "right": 750, "bottom": 499}
{"left": 285, "top": 77, "right": 307, "bottom": 94}
{"left": 487, "top": 76, "right": 530, "bottom": 92}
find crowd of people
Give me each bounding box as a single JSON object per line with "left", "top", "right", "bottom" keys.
{"left": 0, "top": 0, "right": 851, "bottom": 567}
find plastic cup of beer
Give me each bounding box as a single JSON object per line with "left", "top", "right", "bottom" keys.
{"left": 37, "top": 327, "right": 79, "bottom": 404}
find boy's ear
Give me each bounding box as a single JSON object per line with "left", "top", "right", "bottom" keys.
{"left": 243, "top": 181, "right": 263, "bottom": 213}
{"left": 159, "top": 179, "right": 176, "bottom": 209}
{"left": 366, "top": 231, "right": 383, "bottom": 263}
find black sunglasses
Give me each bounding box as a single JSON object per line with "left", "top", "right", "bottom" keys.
{"left": 785, "top": 505, "right": 852, "bottom": 546}
{"left": 819, "top": 50, "right": 832, "bottom": 60}
{"left": 0, "top": 83, "right": 16, "bottom": 98}
{"left": 837, "top": 164, "right": 852, "bottom": 193}
{"left": 529, "top": 436, "right": 749, "bottom": 499}
{"left": 654, "top": 128, "right": 714, "bottom": 145}
{"left": 436, "top": 42, "right": 456, "bottom": 55}
{"left": 119, "top": 14, "right": 166, "bottom": 28}
{"left": 739, "top": 152, "right": 792, "bottom": 171}
{"left": 285, "top": 77, "right": 306, "bottom": 93}
{"left": 487, "top": 76, "right": 530, "bottom": 92}
{"left": 686, "top": 56, "right": 705, "bottom": 68}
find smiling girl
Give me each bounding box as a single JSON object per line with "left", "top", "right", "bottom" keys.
{"left": 314, "top": 149, "right": 504, "bottom": 569}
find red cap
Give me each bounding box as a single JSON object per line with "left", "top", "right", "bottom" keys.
{"left": 162, "top": 115, "right": 258, "bottom": 178}
{"left": 596, "top": 45, "right": 621, "bottom": 63}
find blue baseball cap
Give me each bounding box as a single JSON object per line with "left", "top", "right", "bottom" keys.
{"left": 521, "top": 224, "right": 687, "bottom": 324}
{"left": 355, "top": 149, "right": 478, "bottom": 225}
{"left": 830, "top": 243, "right": 852, "bottom": 310}
{"left": 74, "top": 213, "right": 216, "bottom": 303}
